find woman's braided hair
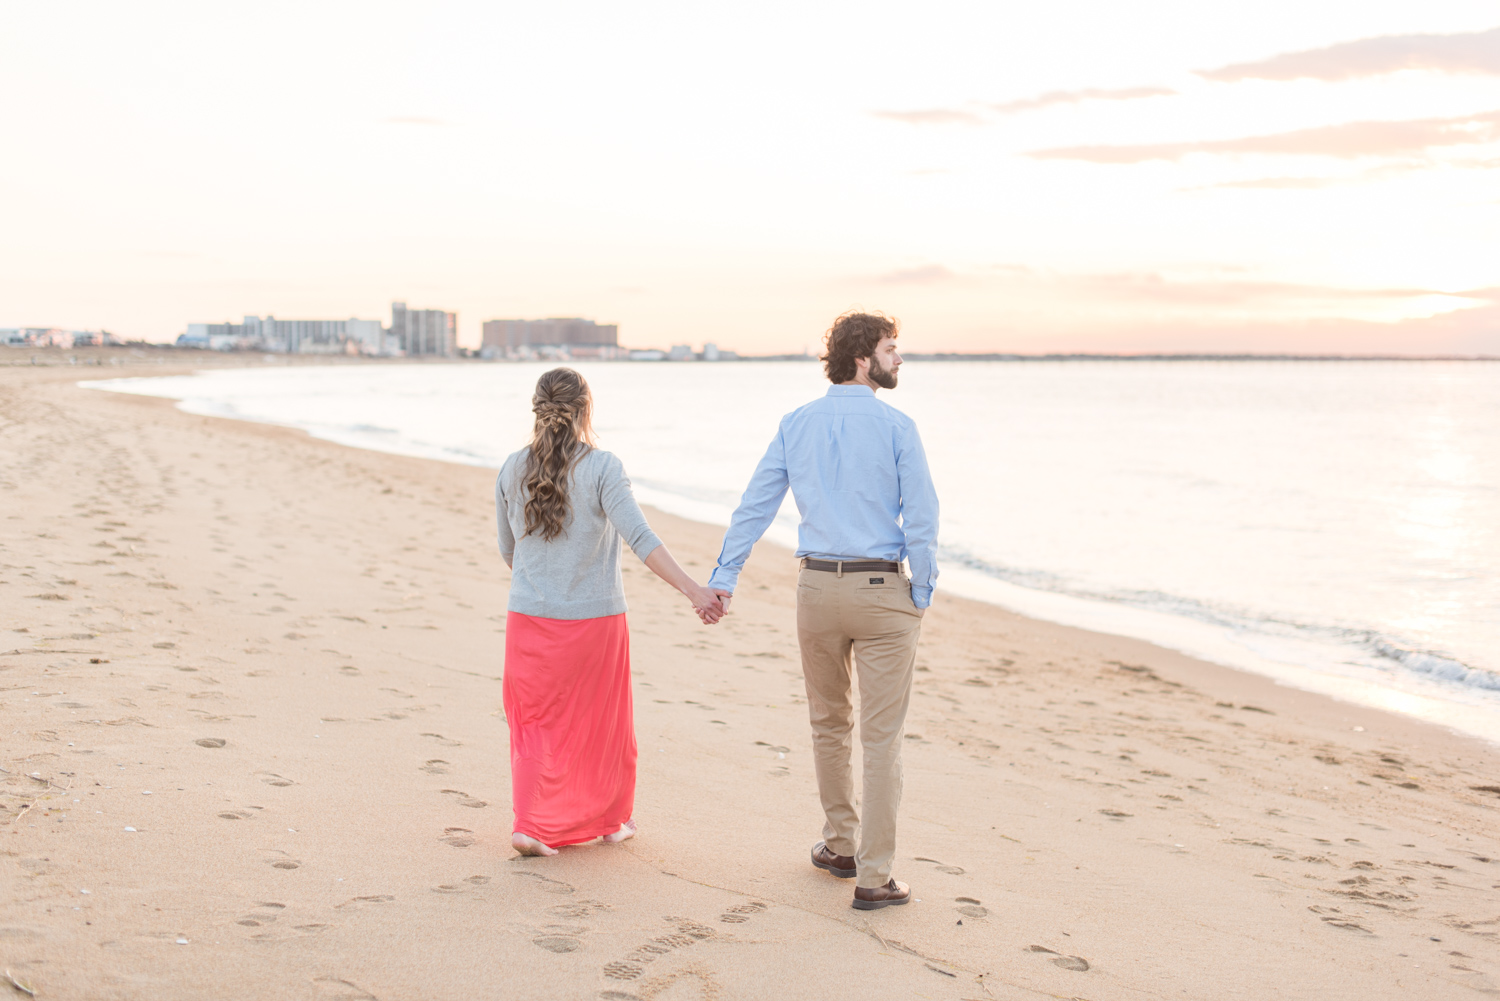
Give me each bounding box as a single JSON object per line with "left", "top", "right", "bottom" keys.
{"left": 522, "top": 367, "right": 596, "bottom": 541}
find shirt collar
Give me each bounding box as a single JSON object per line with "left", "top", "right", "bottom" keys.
{"left": 826, "top": 384, "right": 875, "bottom": 397}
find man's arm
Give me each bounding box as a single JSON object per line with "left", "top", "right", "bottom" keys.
{"left": 896, "top": 422, "right": 940, "bottom": 608}
{"left": 708, "top": 427, "right": 791, "bottom": 597}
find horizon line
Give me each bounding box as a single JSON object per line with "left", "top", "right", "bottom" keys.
{"left": 13, "top": 343, "right": 1497, "bottom": 364}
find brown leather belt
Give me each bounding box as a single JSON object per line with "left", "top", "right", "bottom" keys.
{"left": 801, "top": 558, "right": 902, "bottom": 575}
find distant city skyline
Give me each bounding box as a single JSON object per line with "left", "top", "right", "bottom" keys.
{"left": 178, "top": 302, "right": 456, "bottom": 356}
{"left": 2, "top": 3, "right": 1498, "bottom": 355}
{"left": 482, "top": 318, "right": 619, "bottom": 358}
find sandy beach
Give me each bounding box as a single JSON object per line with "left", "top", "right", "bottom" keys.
{"left": 3, "top": 355, "right": 1499, "bottom": 1000}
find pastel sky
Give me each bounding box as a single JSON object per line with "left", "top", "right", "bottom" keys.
{"left": 3, "top": 1, "right": 1499, "bottom": 354}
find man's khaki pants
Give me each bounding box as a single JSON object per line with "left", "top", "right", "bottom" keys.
{"left": 796, "top": 564, "right": 923, "bottom": 888}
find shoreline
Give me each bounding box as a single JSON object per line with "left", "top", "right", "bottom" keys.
{"left": 82, "top": 365, "right": 1500, "bottom": 747}
{"left": 4, "top": 361, "right": 1499, "bottom": 998}
{"left": 7, "top": 343, "right": 1500, "bottom": 365}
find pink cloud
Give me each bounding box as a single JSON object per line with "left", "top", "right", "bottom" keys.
{"left": 1028, "top": 109, "right": 1500, "bottom": 163}
{"left": 877, "top": 264, "right": 959, "bottom": 285}
{"left": 1200, "top": 26, "right": 1500, "bottom": 82}
{"left": 989, "top": 86, "right": 1175, "bottom": 114}
{"left": 989, "top": 302, "right": 1500, "bottom": 356}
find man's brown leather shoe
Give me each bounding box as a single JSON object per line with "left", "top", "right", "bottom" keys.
{"left": 851, "top": 879, "right": 910, "bottom": 910}
{"left": 810, "top": 841, "right": 856, "bottom": 878}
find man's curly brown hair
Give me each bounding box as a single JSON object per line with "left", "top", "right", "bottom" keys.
{"left": 821, "top": 311, "right": 899, "bottom": 384}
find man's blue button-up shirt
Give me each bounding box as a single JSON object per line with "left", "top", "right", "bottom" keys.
{"left": 708, "top": 384, "right": 940, "bottom": 608}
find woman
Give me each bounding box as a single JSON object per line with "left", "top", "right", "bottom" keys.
{"left": 496, "top": 367, "right": 723, "bottom": 856}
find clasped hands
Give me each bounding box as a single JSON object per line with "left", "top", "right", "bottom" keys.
{"left": 687, "top": 586, "right": 734, "bottom": 625}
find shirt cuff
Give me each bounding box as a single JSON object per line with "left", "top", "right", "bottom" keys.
{"left": 911, "top": 584, "right": 933, "bottom": 609}
{"left": 707, "top": 567, "right": 739, "bottom": 593}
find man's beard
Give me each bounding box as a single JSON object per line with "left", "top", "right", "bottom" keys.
{"left": 868, "top": 354, "right": 897, "bottom": 389}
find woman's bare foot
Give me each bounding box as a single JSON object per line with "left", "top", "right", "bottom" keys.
{"left": 601, "top": 819, "right": 637, "bottom": 844}
{"left": 512, "top": 832, "right": 558, "bottom": 856}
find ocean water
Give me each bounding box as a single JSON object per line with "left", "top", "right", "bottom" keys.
{"left": 86, "top": 360, "right": 1500, "bottom": 742}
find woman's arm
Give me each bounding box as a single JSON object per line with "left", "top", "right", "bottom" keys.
{"left": 495, "top": 473, "right": 515, "bottom": 569}
{"left": 644, "top": 545, "right": 725, "bottom": 624}
{"left": 597, "top": 454, "right": 723, "bottom": 624}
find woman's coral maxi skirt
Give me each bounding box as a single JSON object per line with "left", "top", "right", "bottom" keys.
{"left": 503, "top": 611, "right": 637, "bottom": 847}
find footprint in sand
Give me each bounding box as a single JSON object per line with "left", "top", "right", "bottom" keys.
{"left": 256, "top": 771, "right": 296, "bottom": 787}
{"left": 440, "top": 827, "right": 475, "bottom": 848}
{"left": 335, "top": 895, "right": 395, "bottom": 909}
{"left": 429, "top": 875, "right": 492, "bottom": 893}
{"left": 261, "top": 850, "right": 301, "bottom": 870}
{"left": 1029, "top": 945, "right": 1090, "bottom": 971}
{"left": 422, "top": 732, "right": 462, "bottom": 747}
{"left": 954, "top": 897, "right": 987, "bottom": 918}
{"left": 603, "top": 916, "right": 718, "bottom": 981}
{"left": 312, "top": 976, "right": 377, "bottom": 1000}
{"left": 440, "top": 788, "right": 487, "bottom": 808}
{"left": 604, "top": 965, "right": 645, "bottom": 984}
{"left": 218, "top": 809, "right": 254, "bottom": 821}
{"left": 718, "top": 901, "right": 767, "bottom": 924}
{"left": 533, "top": 923, "right": 588, "bottom": 952}
{"left": 236, "top": 902, "right": 286, "bottom": 933}
{"left": 755, "top": 742, "right": 791, "bottom": 778}
{"left": 513, "top": 872, "right": 576, "bottom": 895}
{"left": 420, "top": 760, "right": 450, "bottom": 775}
{"left": 1307, "top": 905, "right": 1372, "bottom": 933}
{"left": 607, "top": 969, "right": 721, "bottom": 999}
{"left": 195, "top": 737, "right": 226, "bottom": 748}
{"left": 549, "top": 901, "right": 611, "bottom": 918}
{"left": 914, "top": 856, "right": 965, "bottom": 875}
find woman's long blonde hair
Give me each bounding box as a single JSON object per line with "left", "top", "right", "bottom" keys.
{"left": 522, "top": 368, "right": 596, "bottom": 541}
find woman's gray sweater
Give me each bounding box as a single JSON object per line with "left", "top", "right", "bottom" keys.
{"left": 495, "top": 447, "right": 663, "bottom": 620}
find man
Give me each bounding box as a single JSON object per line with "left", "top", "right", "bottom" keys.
{"left": 709, "top": 311, "right": 938, "bottom": 910}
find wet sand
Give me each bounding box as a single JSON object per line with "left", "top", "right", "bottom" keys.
{"left": 3, "top": 356, "right": 1499, "bottom": 1000}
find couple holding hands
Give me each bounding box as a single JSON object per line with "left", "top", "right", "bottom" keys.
{"left": 494, "top": 311, "right": 938, "bottom": 909}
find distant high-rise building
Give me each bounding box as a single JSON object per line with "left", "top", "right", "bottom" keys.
{"left": 180, "top": 316, "right": 384, "bottom": 353}
{"left": 2, "top": 327, "right": 80, "bottom": 348}
{"left": 391, "top": 302, "right": 457, "bottom": 357}
{"left": 481, "top": 318, "right": 619, "bottom": 356}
